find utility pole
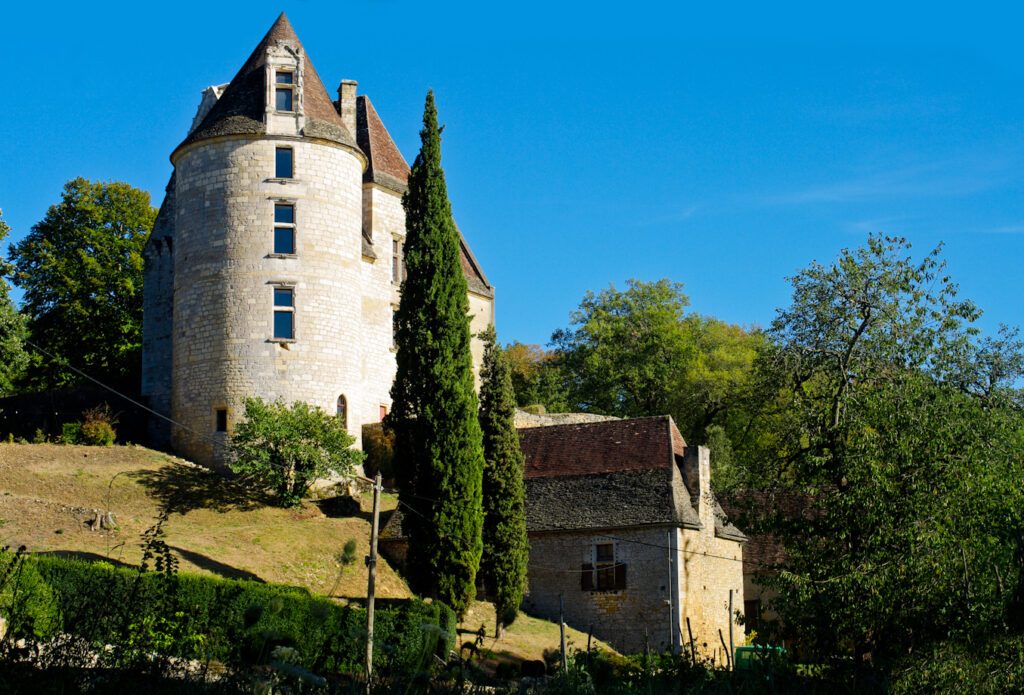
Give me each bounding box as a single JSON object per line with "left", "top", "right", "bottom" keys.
{"left": 559, "top": 592, "right": 567, "bottom": 672}
{"left": 365, "top": 473, "right": 382, "bottom": 693}
{"left": 728, "top": 589, "right": 735, "bottom": 671}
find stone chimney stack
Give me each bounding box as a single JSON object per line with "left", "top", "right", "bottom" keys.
{"left": 684, "top": 446, "right": 713, "bottom": 532}
{"left": 338, "top": 80, "right": 358, "bottom": 137}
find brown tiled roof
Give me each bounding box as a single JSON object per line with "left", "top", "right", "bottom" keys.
{"left": 518, "top": 416, "right": 677, "bottom": 479}
{"left": 356, "top": 96, "right": 411, "bottom": 192}
{"left": 177, "top": 13, "right": 356, "bottom": 152}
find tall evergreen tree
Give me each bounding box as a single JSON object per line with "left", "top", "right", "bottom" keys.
{"left": 478, "top": 326, "right": 529, "bottom": 637}
{"left": 388, "top": 91, "right": 484, "bottom": 617}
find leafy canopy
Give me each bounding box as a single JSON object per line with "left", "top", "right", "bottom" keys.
{"left": 7, "top": 178, "right": 156, "bottom": 389}
{"left": 747, "top": 234, "right": 1024, "bottom": 662}
{"left": 0, "top": 210, "right": 28, "bottom": 395}
{"left": 388, "top": 91, "right": 485, "bottom": 617}
{"left": 230, "top": 398, "right": 363, "bottom": 507}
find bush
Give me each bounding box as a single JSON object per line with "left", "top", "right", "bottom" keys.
{"left": 231, "top": 398, "right": 364, "bottom": 506}
{"left": 362, "top": 423, "right": 395, "bottom": 483}
{"left": 60, "top": 422, "right": 82, "bottom": 444}
{"left": 80, "top": 404, "right": 117, "bottom": 445}
{"left": 0, "top": 548, "right": 58, "bottom": 641}
{"left": 19, "top": 552, "right": 454, "bottom": 678}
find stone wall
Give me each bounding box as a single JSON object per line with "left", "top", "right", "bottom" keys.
{"left": 524, "top": 526, "right": 680, "bottom": 654}
{"left": 169, "top": 134, "right": 366, "bottom": 467}
{"left": 677, "top": 527, "right": 745, "bottom": 662}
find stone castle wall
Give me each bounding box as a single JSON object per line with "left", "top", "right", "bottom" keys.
{"left": 141, "top": 179, "right": 176, "bottom": 448}
{"left": 170, "top": 135, "right": 366, "bottom": 466}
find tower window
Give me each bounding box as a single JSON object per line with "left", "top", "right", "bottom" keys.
{"left": 275, "top": 148, "right": 294, "bottom": 179}
{"left": 275, "top": 71, "right": 295, "bottom": 111}
{"left": 391, "top": 239, "right": 403, "bottom": 284}
{"left": 215, "top": 408, "right": 228, "bottom": 433}
{"left": 274, "top": 203, "right": 295, "bottom": 255}
{"left": 273, "top": 287, "right": 295, "bottom": 340}
{"left": 336, "top": 395, "right": 348, "bottom": 428}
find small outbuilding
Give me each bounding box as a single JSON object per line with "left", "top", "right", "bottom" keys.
{"left": 518, "top": 416, "right": 746, "bottom": 657}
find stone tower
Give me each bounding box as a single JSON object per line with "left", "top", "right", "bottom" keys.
{"left": 142, "top": 14, "right": 494, "bottom": 467}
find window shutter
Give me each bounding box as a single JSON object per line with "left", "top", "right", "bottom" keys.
{"left": 581, "top": 563, "right": 594, "bottom": 591}
{"left": 614, "top": 563, "right": 627, "bottom": 590}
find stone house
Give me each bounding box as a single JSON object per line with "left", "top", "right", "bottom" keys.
{"left": 141, "top": 13, "right": 493, "bottom": 468}
{"left": 518, "top": 416, "right": 746, "bottom": 657}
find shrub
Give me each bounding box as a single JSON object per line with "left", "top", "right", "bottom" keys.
{"left": 20, "top": 552, "right": 454, "bottom": 679}
{"left": 231, "top": 398, "right": 364, "bottom": 507}
{"left": 60, "top": 422, "right": 82, "bottom": 444}
{"left": 0, "top": 548, "right": 58, "bottom": 641}
{"left": 362, "top": 423, "right": 395, "bottom": 483}
{"left": 80, "top": 404, "right": 117, "bottom": 445}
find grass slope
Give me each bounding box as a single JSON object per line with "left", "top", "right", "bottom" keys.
{"left": 0, "top": 443, "right": 608, "bottom": 663}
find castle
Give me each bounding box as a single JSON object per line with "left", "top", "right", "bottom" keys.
{"left": 141, "top": 14, "right": 494, "bottom": 467}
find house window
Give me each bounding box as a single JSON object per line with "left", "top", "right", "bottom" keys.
{"left": 274, "top": 203, "right": 295, "bottom": 254}
{"left": 392, "top": 239, "right": 403, "bottom": 283}
{"left": 214, "top": 408, "right": 228, "bottom": 433}
{"left": 379, "top": 405, "right": 388, "bottom": 421}
{"left": 275, "top": 71, "right": 294, "bottom": 111}
{"left": 273, "top": 287, "right": 294, "bottom": 340}
{"left": 336, "top": 395, "right": 348, "bottom": 427}
{"left": 581, "top": 541, "right": 627, "bottom": 591}
{"left": 275, "top": 148, "right": 293, "bottom": 179}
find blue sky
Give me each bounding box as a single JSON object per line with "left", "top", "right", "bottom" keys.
{"left": 2, "top": 1, "right": 1022, "bottom": 346}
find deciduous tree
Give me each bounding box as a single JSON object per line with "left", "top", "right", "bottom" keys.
{"left": 388, "top": 91, "right": 484, "bottom": 616}
{"left": 7, "top": 179, "right": 156, "bottom": 389}
{"left": 478, "top": 326, "right": 529, "bottom": 636}
{"left": 0, "top": 210, "right": 28, "bottom": 395}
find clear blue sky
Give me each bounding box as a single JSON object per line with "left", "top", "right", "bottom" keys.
{"left": 2, "top": 1, "right": 1022, "bottom": 346}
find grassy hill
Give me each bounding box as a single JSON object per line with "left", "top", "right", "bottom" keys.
{"left": 0, "top": 443, "right": 608, "bottom": 664}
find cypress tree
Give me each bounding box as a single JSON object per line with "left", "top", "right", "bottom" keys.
{"left": 389, "top": 91, "right": 484, "bottom": 617}
{"left": 478, "top": 326, "right": 529, "bottom": 637}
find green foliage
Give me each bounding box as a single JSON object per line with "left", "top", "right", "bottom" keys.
{"left": 389, "top": 91, "right": 484, "bottom": 617}
{"left": 0, "top": 210, "right": 28, "bottom": 396}
{"left": 0, "top": 547, "right": 58, "bottom": 641}
{"left": 551, "top": 279, "right": 761, "bottom": 446}
{"left": 888, "top": 634, "right": 1024, "bottom": 694}
{"left": 7, "top": 178, "right": 156, "bottom": 390}
{"left": 13, "top": 550, "right": 454, "bottom": 678}
{"left": 80, "top": 403, "right": 117, "bottom": 445}
{"left": 746, "top": 234, "right": 1024, "bottom": 662}
{"left": 230, "top": 397, "right": 363, "bottom": 507}
{"left": 60, "top": 422, "right": 83, "bottom": 444}
{"left": 505, "top": 341, "right": 569, "bottom": 411}
{"left": 477, "top": 326, "right": 529, "bottom": 634}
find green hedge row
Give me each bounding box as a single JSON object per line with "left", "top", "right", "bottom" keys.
{"left": 11, "top": 552, "right": 454, "bottom": 677}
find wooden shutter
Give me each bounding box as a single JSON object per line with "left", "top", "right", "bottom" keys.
{"left": 614, "top": 563, "right": 627, "bottom": 590}
{"left": 580, "top": 563, "right": 594, "bottom": 591}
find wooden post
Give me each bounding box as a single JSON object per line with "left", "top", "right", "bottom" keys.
{"left": 559, "top": 593, "right": 567, "bottom": 672}
{"left": 365, "top": 474, "right": 382, "bottom": 692}
{"left": 686, "top": 617, "right": 696, "bottom": 661}
{"left": 728, "top": 589, "right": 735, "bottom": 671}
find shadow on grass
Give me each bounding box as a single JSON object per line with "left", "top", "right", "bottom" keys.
{"left": 168, "top": 545, "right": 264, "bottom": 582}
{"left": 128, "top": 463, "right": 273, "bottom": 515}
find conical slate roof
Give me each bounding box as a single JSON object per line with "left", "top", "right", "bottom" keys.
{"left": 176, "top": 13, "right": 356, "bottom": 152}
{"left": 356, "top": 95, "right": 411, "bottom": 192}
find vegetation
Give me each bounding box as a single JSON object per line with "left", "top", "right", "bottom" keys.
{"left": 0, "top": 210, "right": 28, "bottom": 395}
{"left": 230, "top": 397, "right": 364, "bottom": 507}
{"left": 6, "top": 178, "right": 156, "bottom": 390}
{"left": 740, "top": 235, "right": 1024, "bottom": 665}
{"left": 388, "top": 91, "right": 484, "bottom": 617}
{"left": 477, "top": 326, "right": 529, "bottom": 637}
{"left": 504, "top": 341, "right": 568, "bottom": 412}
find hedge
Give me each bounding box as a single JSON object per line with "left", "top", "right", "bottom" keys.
{"left": 10, "top": 552, "right": 455, "bottom": 678}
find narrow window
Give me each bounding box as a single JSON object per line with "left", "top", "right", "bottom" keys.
{"left": 594, "top": 543, "right": 616, "bottom": 590}
{"left": 392, "top": 239, "right": 402, "bottom": 283}
{"left": 336, "top": 395, "right": 348, "bottom": 427}
{"left": 275, "top": 148, "right": 293, "bottom": 179}
{"left": 379, "top": 405, "right": 388, "bottom": 421}
{"left": 274, "top": 203, "right": 295, "bottom": 254}
{"left": 215, "top": 408, "right": 228, "bottom": 433}
{"left": 275, "top": 71, "right": 294, "bottom": 111}
{"left": 273, "top": 287, "right": 294, "bottom": 339}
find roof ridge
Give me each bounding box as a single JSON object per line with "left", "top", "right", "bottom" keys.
{"left": 518, "top": 414, "right": 671, "bottom": 432}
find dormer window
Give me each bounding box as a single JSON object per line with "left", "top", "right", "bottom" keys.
{"left": 275, "top": 71, "right": 295, "bottom": 112}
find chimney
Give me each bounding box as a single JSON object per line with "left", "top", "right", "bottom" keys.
{"left": 683, "top": 446, "right": 713, "bottom": 532}
{"left": 338, "top": 80, "right": 358, "bottom": 137}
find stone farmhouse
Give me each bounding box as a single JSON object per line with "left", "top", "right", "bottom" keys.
{"left": 517, "top": 416, "right": 746, "bottom": 657}
{"left": 141, "top": 14, "right": 494, "bottom": 467}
